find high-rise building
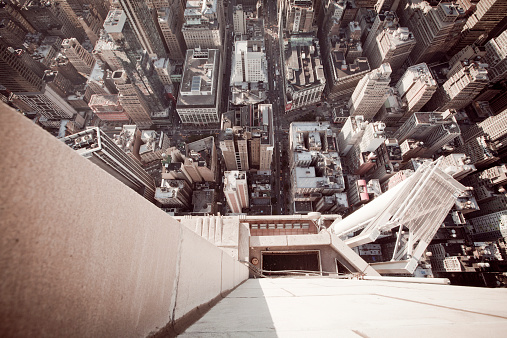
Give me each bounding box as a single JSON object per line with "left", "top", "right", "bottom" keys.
{"left": 231, "top": 40, "right": 268, "bottom": 85}
{"left": 220, "top": 104, "right": 274, "bottom": 171}
{"left": 285, "top": 37, "right": 326, "bottom": 111}
{"left": 182, "top": 0, "right": 224, "bottom": 50}
{"left": 394, "top": 63, "right": 437, "bottom": 119}
{"left": 399, "top": 1, "right": 467, "bottom": 64}
{"left": 426, "top": 61, "right": 489, "bottom": 111}
{"left": 20, "top": 0, "right": 86, "bottom": 42}
{"left": 224, "top": 171, "right": 249, "bottom": 214}
{"left": 367, "top": 139, "right": 403, "bottom": 183}
{"left": 285, "top": 0, "right": 316, "bottom": 34}
{"left": 449, "top": 0, "right": 507, "bottom": 55}
{"left": 112, "top": 70, "right": 153, "bottom": 129}
{"left": 348, "top": 63, "right": 392, "bottom": 120}
{"left": 155, "top": 179, "right": 193, "bottom": 208}
{"left": 88, "top": 94, "right": 129, "bottom": 122}
{"left": 118, "top": 0, "right": 167, "bottom": 57}
{"left": 61, "top": 127, "right": 156, "bottom": 202}
{"left": 61, "top": 38, "right": 96, "bottom": 76}
{"left": 0, "top": 17, "right": 28, "bottom": 48}
{"left": 456, "top": 108, "right": 507, "bottom": 167}
{"left": 337, "top": 115, "right": 368, "bottom": 156}
{"left": 324, "top": 50, "right": 370, "bottom": 101}
{"left": 364, "top": 15, "right": 415, "bottom": 74}
{"left": 0, "top": 43, "right": 44, "bottom": 93}
{"left": 484, "top": 29, "right": 507, "bottom": 83}
{"left": 362, "top": 11, "right": 398, "bottom": 56}
{"left": 232, "top": 4, "right": 247, "bottom": 35}
{"left": 156, "top": 6, "right": 187, "bottom": 61}
{"left": 176, "top": 48, "right": 221, "bottom": 125}
{"left": 394, "top": 112, "right": 461, "bottom": 158}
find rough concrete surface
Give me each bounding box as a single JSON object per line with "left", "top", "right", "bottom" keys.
{"left": 181, "top": 277, "right": 507, "bottom": 337}
{"left": 0, "top": 103, "right": 248, "bottom": 337}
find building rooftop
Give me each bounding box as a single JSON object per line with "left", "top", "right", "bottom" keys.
{"left": 177, "top": 49, "right": 219, "bottom": 108}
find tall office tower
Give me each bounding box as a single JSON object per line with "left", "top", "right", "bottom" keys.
{"left": 231, "top": 40, "right": 268, "bottom": 85}
{"left": 61, "top": 128, "right": 156, "bottom": 202}
{"left": 176, "top": 48, "right": 221, "bottom": 126}
{"left": 20, "top": 0, "right": 86, "bottom": 42}
{"left": 362, "top": 11, "right": 398, "bottom": 57}
{"left": 224, "top": 171, "right": 249, "bottom": 214}
{"left": 220, "top": 104, "right": 274, "bottom": 171}
{"left": 0, "top": 1, "right": 36, "bottom": 35}
{"left": 155, "top": 179, "right": 193, "bottom": 208}
{"left": 394, "top": 112, "right": 453, "bottom": 144}
{"left": 367, "top": 139, "right": 402, "bottom": 183}
{"left": 365, "top": 24, "right": 415, "bottom": 73}
{"left": 422, "top": 120, "right": 461, "bottom": 156}
{"left": 182, "top": 0, "right": 224, "bottom": 50}
{"left": 285, "top": 37, "right": 326, "bottom": 111}
{"left": 232, "top": 4, "right": 247, "bottom": 35}
{"left": 345, "top": 122, "right": 386, "bottom": 175}
{"left": 394, "top": 112, "right": 461, "bottom": 157}
{"left": 61, "top": 38, "right": 96, "bottom": 76}
{"left": 118, "top": 0, "right": 167, "bottom": 57}
{"left": 457, "top": 108, "right": 507, "bottom": 167}
{"left": 374, "top": 88, "right": 407, "bottom": 126}
{"left": 399, "top": 1, "right": 467, "bottom": 64}
{"left": 359, "top": 121, "right": 386, "bottom": 153}
{"left": 100, "top": 9, "right": 167, "bottom": 113}
{"left": 337, "top": 115, "right": 368, "bottom": 156}
{"left": 332, "top": 159, "right": 466, "bottom": 274}
{"left": 156, "top": 7, "right": 187, "bottom": 61}
{"left": 446, "top": 44, "right": 486, "bottom": 79}
{"left": 0, "top": 17, "right": 27, "bottom": 48}
{"left": 399, "top": 139, "right": 427, "bottom": 162}
{"left": 285, "top": 0, "right": 316, "bottom": 34}
{"left": 439, "top": 153, "right": 476, "bottom": 181}
{"left": 325, "top": 51, "right": 370, "bottom": 101}
{"left": 111, "top": 70, "right": 153, "bottom": 128}
{"left": 484, "top": 29, "right": 507, "bottom": 83}
{"left": 394, "top": 63, "right": 437, "bottom": 119}
{"left": 320, "top": 0, "right": 344, "bottom": 38}
{"left": 468, "top": 211, "right": 507, "bottom": 242}
{"left": 348, "top": 63, "right": 391, "bottom": 120}
{"left": 426, "top": 61, "right": 489, "bottom": 111}
{"left": 88, "top": 94, "right": 130, "bottom": 122}
{"left": 50, "top": 55, "right": 87, "bottom": 85}
{"left": 0, "top": 43, "right": 44, "bottom": 93}
{"left": 449, "top": 0, "right": 507, "bottom": 55}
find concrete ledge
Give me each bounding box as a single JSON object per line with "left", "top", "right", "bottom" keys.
{"left": 250, "top": 235, "right": 289, "bottom": 247}
{"left": 0, "top": 103, "right": 249, "bottom": 337}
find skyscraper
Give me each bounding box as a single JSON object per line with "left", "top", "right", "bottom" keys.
{"left": 364, "top": 17, "right": 415, "bottom": 74}
{"left": 348, "top": 63, "right": 392, "bottom": 120}
{"left": 61, "top": 38, "right": 96, "bottom": 76}
{"left": 118, "top": 0, "right": 167, "bottom": 57}
{"left": 182, "top": 0, "right": 224, "bottom": 50}
{"left": 61, "top": 127, "right": 156, "bottom": 202}
{"left": 426, "top": 61, "right": 489, "bottom": 111}
{"left": 156, "top": 7, "right": 187, "bottom": 60}
{"left": 112, "top": 70, "right": 153, "bottom": 128}
{"left": 396, "top": 63, "right": 438, "bottom": 117}
{"left": 449, "top": 0, "right": 507, "bottom": 55}
{"left": 224, "top": 171, "right": 249, "bottom": 214}
{"left": 399, "top": 1, "right": 467, "bottom": 64}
